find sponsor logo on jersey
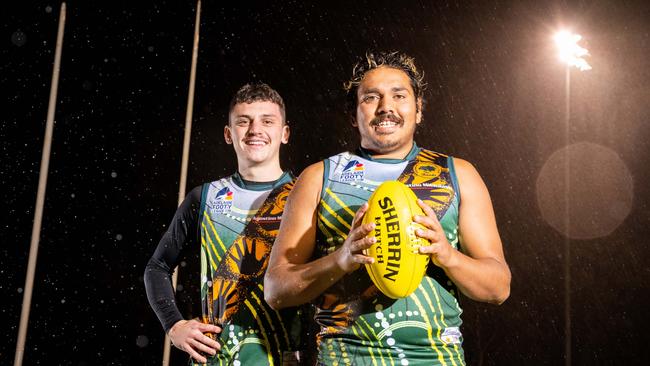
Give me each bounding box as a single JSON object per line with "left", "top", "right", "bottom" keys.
{"left": 211, "top": 186, "right": 234, "bottom": 214}
{"left": 340, "top": 160, "right": 365, "bottom": 182}
{"left": 441, "top": 326, "right": 462, "bottom": 345}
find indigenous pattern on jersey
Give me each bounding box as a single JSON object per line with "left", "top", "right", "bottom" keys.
{"left": 315, "top": 145, "right": 465, "bottom": 366}
{"left": 197, "top": 172, "right": 302, "bottom": 366}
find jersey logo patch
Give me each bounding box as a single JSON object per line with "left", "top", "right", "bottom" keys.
{"left": 339, "top": 160, "right": 365, "bottom": 182}
{"left": 441, "top": 326, "right": 462, "bottom": 345}
{"left": 211, "top": 187, "right": 234, "bottom": 214}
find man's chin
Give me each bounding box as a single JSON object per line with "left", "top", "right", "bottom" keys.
{"left": 365, "top": 137, "right": 401, "bottom": 151}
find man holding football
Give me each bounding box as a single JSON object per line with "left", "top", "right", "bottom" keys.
{"left": 265, "top": 51, "right": 511, "bottom": 365}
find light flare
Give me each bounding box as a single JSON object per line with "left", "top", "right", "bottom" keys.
{"left": 554, "top": 30, "right": 592, "bottom": 71}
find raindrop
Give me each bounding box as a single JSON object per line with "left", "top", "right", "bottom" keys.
{"left": 11, "top": 31, "right": 27, "bottom": 47}
{"left": 82, "top": 80, "right": 94, "bottom": 91}
{"left": 136, "top": 335, "right": 149, "bottom": 348}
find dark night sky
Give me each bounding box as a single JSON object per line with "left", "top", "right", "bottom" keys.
{"left": 3, "top": 0, "right": 650, "bottom": 364}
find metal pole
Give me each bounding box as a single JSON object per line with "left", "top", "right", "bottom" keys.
{"left": 162, "top": 1, "right": 201, "bottom": 365}
{"left": 564, "top": 65, "right": 571, "bottom": 366}
{"left": 14, "top": 3, "right": 67, "bottom": 366}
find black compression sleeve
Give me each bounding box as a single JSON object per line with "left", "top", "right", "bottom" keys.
{"left": 144, "top": 185, "right": 202, "bottom": 332}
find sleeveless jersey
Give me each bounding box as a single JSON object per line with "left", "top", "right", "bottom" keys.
{"left": 197, "top": 172, "right": 303, "bottom": 366}
{"left": 315, "top": 145, "right": 465, "bottom": 366}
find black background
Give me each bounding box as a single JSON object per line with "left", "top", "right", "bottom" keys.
{"left": 3, "top": 0, "right": 650, "bottom": 364}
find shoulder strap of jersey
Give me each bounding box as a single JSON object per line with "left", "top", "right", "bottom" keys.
{"left": 243, "top": 177, "right": 296, "bottom": 238}
{"left": 198, "top": 182, "right": 211, "bottom": 231}
{"left": 397, "top": 148, "right": 457, "bottom": 220}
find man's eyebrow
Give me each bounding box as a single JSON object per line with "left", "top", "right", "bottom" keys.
{"left": 360, "top": 86, "right": 410, "bottom": 94}
{"left": 233, "top": 114, "right": 252, "bottom": 120}
{"left": 360, "top": 87, "right": 380, "bottom": 94}
{"left": 391, "top": 86, "right": 409, "bottom": 93}
{"left": 233, "top": 113, "right": 280, "bottom": 120}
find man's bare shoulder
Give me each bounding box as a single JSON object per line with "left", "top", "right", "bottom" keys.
{"left": 451, "top": 156, "right": 474, "bottom": 172}
{"left": 298, "top": 161, "right": 324, "bottom": 182}
{"left": 452, "top": 157, "right": 482, "bottom": 182}
{"left": 287, "top": 161, "right": 324, "bottom": 208}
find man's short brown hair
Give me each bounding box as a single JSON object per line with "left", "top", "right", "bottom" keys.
{"left": 229, "top": 83, "right": 286, "bottom": 123}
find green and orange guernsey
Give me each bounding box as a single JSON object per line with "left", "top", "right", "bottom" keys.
{"left": 197, "top": 172, "right": 303, "bottom": 366}
{"left": 315, "top": 144, "right": 465, "bottom": 366}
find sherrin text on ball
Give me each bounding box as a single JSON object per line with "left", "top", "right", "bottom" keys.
{"left": 362, "top": 180, "right": 430, "bottom": 298}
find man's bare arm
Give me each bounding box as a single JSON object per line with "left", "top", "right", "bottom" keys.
{"left": 264, "top": 162, "right": 376, "bottom": 310}
{"left": 417, "top": 158, "right": 511, "bottom": 304}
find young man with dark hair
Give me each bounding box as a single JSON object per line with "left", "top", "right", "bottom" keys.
{"left": 265, "top": 51, "right": 511, "bottom": 365}
{"left": 145, "top": 83, "right": 304, "bottom": 365}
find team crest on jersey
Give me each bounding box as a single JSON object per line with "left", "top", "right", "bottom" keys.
{"left": 339, "top": 160, "right": 365, "bottom": 182}
{"left": 441, "top": 326, "right": 462, "bottom": 345}
{"left": 211, "top": 186, "right": 234, "bottom": 214}
{"left": 413, "top": 161, "right": 442, "bottom": 178}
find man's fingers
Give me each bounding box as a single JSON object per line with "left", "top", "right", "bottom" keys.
{"left": 415, "top": 199, "right": 442, "bottom": 228}
{"left": 186, "top": 345, "right": 207, "bottom": 364}
{"left": 354, "top": 235, "right": 375, "bottom": 249}
{"left": 352, "top": 254, "right": 374, "bottom": 264}
{"left": 417, "top": 199, "right": 436, "bottom": 217}
{"left": 413, "top": 213, "right": 441, "bottom": 232}
{"left": 190, "top": 337, "right": 217, "bottom": 356}
{"left": 197, "top": 322, "right": 222, "bottom": 334}
{"left": 350, "top": 222, "right": 375, "bottom": 241}
{"left": 415, "top": 227, "right": 439, "bottom": 243}
{"left": 351, "top": 202, "right": 369, "bottom": 228}
{"left": 418, "top": 244, "right": 439, "bottom": 255}
{"left": 199, "top": 333, "right": 221, "bottom": 351}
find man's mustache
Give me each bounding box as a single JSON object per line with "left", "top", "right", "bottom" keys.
{"left": 370, "top": 114, "right": 403, "bottom": 126}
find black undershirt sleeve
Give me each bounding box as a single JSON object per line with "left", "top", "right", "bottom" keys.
{"left": 144, "top": 185, "right": 203, "bottom": 333}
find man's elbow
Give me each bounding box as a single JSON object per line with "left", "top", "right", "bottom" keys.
{"left": 263, "top": 272, "right": 285, "bottom": 311}
{"left": 489, "top": 286, "right": 510, "bottom": 305}
{"left": 489, "top": 272, "right": 511, "bottom": 305}
{"left": 264, "top": 290, "right": 285, "bottom": 311}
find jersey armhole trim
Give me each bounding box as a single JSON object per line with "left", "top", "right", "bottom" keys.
{"left": 198, "top": 183, "right": 209, "bottom": 227}
{"left": 320, "top": 159, "right": 329, "bottom": 201}
{"left": 448, "top": 156, "right": 461, "bottom": 207}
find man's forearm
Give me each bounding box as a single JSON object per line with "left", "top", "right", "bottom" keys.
{"left": 443, "top": 250, "right": 511, "bottom": 304}
{"left": 264, "top": 250, "right": 348, "bottom": 309}
{"left": 144, "top": 259, "right": 185, "bottom": 332}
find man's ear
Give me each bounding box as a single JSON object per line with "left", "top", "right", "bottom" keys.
{"left": 224, "top": 125, "right": 232, "bottom": 144}
{"left": 350, "top": 115, "right": 358, "bottom": 127}
{"left": 416, "top": 98, "right": 423, "bottom": 125}
{"left": 281, "top": 124, "right": 290, "bottom": 144}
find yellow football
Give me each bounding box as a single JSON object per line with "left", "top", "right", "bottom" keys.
{"left": 362, "top": 180, "right": 430, "bottom": 299}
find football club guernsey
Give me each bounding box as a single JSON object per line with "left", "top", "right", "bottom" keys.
{"left": 315, "top": 144, "right": 465, "bottom": 366}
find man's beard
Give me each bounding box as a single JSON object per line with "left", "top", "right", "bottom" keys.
{"left": 366, "top": 136, "right": 401, "bottom": 150}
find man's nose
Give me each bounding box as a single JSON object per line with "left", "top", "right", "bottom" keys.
{"left": 376, "top": 97, "right": 394, "bottom": 115}
{"left": 246, "top": 119, "right": 262, "bottom": 134}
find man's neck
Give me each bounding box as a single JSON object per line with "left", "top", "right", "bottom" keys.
{"left": 237, "top": 161, "right": 284, "bottom": 182}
